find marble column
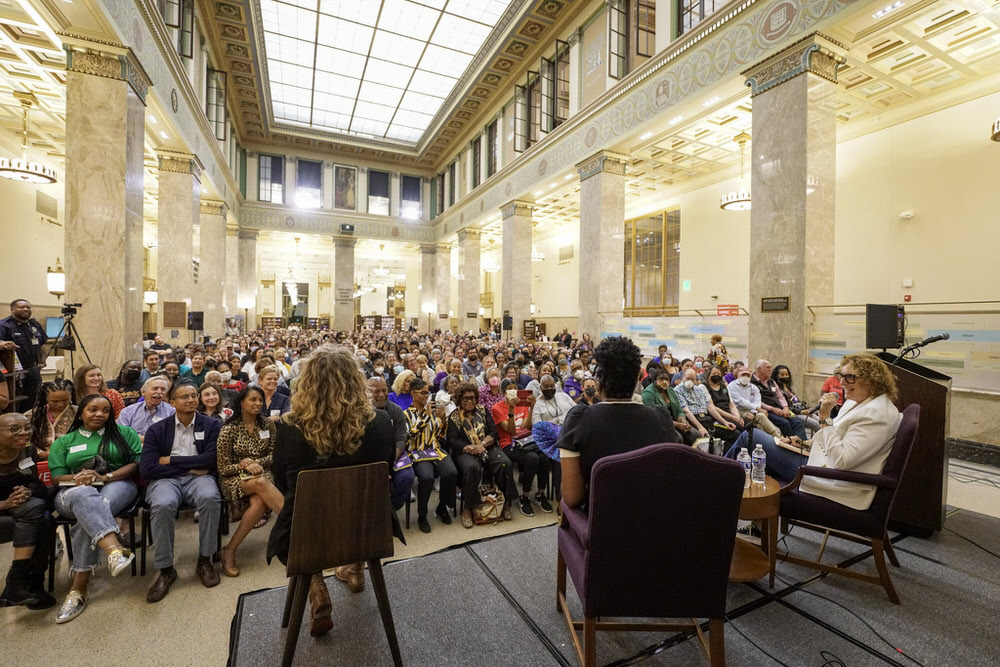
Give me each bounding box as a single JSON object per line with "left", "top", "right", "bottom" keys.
{"left": 576, "top": 151, "right": 628, "bottom": 341}
{"left": 333, "top": 238, "right": 356, "bottom": 331}
{"left": 501, "top": 200, "right": 533, "bottom": 338}
{"left": 237, "top": 230, "right": 258, "bottom": 331}
{"left": 63, "top": 43, "right": 149, "bottom": 372}
{"left": 224, "top": 225, "right": 238, "bottom": 318}
{"left": 457, "top": 229, "right": 481, "bottom": 333}
{"left": 435, "top": 244, "right": 451, "bottom": 331}
{"left": 420, "top": 244, "right": 438, "bottom": 331}
{"left": 157, "top": 152, "right": 202, "bottom": 345}
{"left": 357, "top": 167, "right": 368, "bottom": 214}
{"left": 246, "top": 151, "right": 258, "bottom": 202}
{"left": 199, "top": 200, "right": 227, "bottom": 339}
{"left": 322, "top": 161, "right": 334, "bottom": 209}
{"left": 284, "top": 156, "right": 297, "bottom": 206}
{"left": 744, "top": 34, "right": 846, "bottom": 383}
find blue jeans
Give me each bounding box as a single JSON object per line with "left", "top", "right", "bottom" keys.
{"left": 55, "top": 480, "right": 137, "bottom": 573}
{"left": 769, "top": 413, "right": 807, "bottom": 440}
{"left": 724, "top": 429, "right": 807, "bottom": 483}
{"left": 146, "top": 475, "right": 221, "bottom": 569}
{"left": 391, "top": 466, "right": 415, "bottom": 511}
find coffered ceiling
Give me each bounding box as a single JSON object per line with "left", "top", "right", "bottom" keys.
{"left": 204, "top": 0, "right": 585, "bottom": 168}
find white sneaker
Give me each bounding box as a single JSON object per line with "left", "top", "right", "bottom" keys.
{"left": 55, "top": 590, "right": 87, "bottom": 624}
{"left": 107, "top": 548, "right": 134, "bottom": 577}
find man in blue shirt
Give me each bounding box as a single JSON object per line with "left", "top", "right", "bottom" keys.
{"left": 117, "top": 377, "right": 175, "bottom": 439}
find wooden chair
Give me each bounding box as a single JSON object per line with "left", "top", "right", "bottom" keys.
{"left": 778, "top": 404, "right": 920, "bottom": 604}
{"left": 557, "top": 443, "right": 745, "bottom": 666}
{"left": 138, "top": 497, "right": 229, "bottom": 575}
{"left": 280, "top": 462, "right": 402, "bottom": 667}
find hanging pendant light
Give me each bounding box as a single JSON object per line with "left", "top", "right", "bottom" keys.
{"left": 720, "top": 132, "right": 751, "bottom": 211}
{"left": 0, "top": 92, "right": 56, "bottom": 185}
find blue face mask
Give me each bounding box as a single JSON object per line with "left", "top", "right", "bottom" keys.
{"left": 393, "top": 365, "right": 404, "bottom": 374}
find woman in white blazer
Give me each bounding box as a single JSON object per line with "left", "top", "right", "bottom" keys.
{"left": 727, "top": 354, "right": 901, "bottom": 510}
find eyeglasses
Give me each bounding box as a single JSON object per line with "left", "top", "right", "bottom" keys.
{"left": 459, "top": 395, "right": 476, "bottom": 402}
{"left": 836, "top": 373, "right": 858, "bottom": 385}
{"left": 2, "top": 425, "right": 33, "bottom": 434}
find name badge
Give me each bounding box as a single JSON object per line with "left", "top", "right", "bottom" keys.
{"left": 259, "top": 430, "right": 270, "bottom": 440}
{"left": 194, "top": 432, "right": 205, "bottom": 440}
{"left": 69, "top": 444, "right": 88, "bottom": 454}
{"left": 270, "top": 409, "right": 280, "bottom": 417}
{"left": 151, "top": 416, "right": 162, "bottom": 423}
{"left": 30, "top": 338, "right": 39, "bottom": 346}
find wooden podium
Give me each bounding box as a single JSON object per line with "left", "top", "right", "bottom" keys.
{"left": 875, "top": 352, "right": 951, "bottom": 536}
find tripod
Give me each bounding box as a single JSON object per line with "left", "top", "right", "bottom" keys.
{"left": 52, "top": 313, "right": 91, "bottom": 378}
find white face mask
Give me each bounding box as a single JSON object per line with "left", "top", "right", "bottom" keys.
{"left": 738, "top": 376, "right": 751, "bottom": 386}
{"left": 574, "top": 370, "right": 584, "bottom": 379}
{"left": 375, "top": 366, "right": 384, "bottom": 374}
{"left": 220, "top": 371, "right": 232, "bottom": 382}
{"left": 683, "top": 379, "right": 695, "bottom": 390}
{"left": 505, "top": 389, "right": 518, "bottom": 400}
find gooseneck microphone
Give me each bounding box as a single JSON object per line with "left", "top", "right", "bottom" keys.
{"left": 892, "top": 333, "right": 950, "bottom": 365}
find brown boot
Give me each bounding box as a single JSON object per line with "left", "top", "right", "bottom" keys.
{"left": 334, "top": 563, "right": 365, "bottom": 593}
{"left": 308, "top": 574, "right": 333, "bottom": 637}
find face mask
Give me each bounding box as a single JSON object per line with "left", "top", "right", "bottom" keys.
{"left": 488, "top": 377, "right": 500, "bottom": 387}
{"left": 375, "top": 366, "right": 384, "bottom": 374}
{"left": 124, "top": 369, "right": 140, "bottom": 382}
{"left": 738, "top": 376, "right": 751, "bottom": 386}
{"left": 542, "top": 389, "right": 556, "bottom": 399}
{"left": 393, "top": 365, "right": 404, "bottom": 374}
{"left": 709, "top": 375, "right": 722, "bottom": 383}
{"left": 778, "top": 376, "right": 790, "bottom": 384}
{"left": 220, "top": 371, "right": 232, "bottom": 382}
{"left": 505, "top": 389, "right": 518, "bottom": 400}
{"left": 584, "top": 387, "right": 597, "bottom": 397}
{"left": 574, "top": 370, "right": 584, "bottom": 379}
{"left": 683, "top": 380, "right": 695, "bottom": 390}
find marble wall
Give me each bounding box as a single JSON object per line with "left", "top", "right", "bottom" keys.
{"left": 225, "top": 227, "right": 238, "bottom": 318}
{"left": 435, "top": 245, "right": 451, "bottom": 329}
{"left": 420, "top": 245, "right": 437, "bottom": 325}
{"left": 577, "top": 152, "right": 627, "bottom": 340}
{"left": 237, "top": 231, "right": 257, "bottom": 328}
{"left": 333, "top": 239, "right": 355, "bottom": 330}
{"left": 64, "top": 69, "right": 145, "bottom": 373}
{"left": 199, "top": 202, "right": 227, "bottom": 338}
{"left": 457, "top": 229, "right": 481, "bottom": 334}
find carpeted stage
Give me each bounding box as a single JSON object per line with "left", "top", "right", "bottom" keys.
{"left": 228, "top": 508, "right": 1000, "bottom": 666}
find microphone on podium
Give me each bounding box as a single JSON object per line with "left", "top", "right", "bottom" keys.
{"left": 892, "top": 333, "right": 950, "bottom": 365}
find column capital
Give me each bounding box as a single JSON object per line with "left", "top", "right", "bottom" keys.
{"left": 322, "top": 160, "right": 334, "bottom": 169}
{"left": 334, "top": 237, "right": 356, "bottom": 248}
{"left": 500, "top": 200, "right": 533, "bottom": 220}
{"left": 226, "top": 223, "right": 240, "bottom": 237}
{"left": 743, "top": 32, "right": 847, "bottom": 98}
{"left": 457, "top": 228, "right": 481, "bottom": 242}
{"left": 286, "top": 156, "right": 297, "bottom": 164}
{"left": 576, "top": 150, "right": 629, "bottom": 182}
{"left": 246, "top": 150, "right": 258, "bottom": 159}
{"left": 420, "top": 243, "right": 438, "bottom": 255}
{"left": 61, "top": 35, "right": 151, "bottom": 104}
{"left": 200, "top": 199, "right": 227, "bottom": 217}
{"left": 237, "top": 229, "right": 259, "bottom": 241}
{"left": 157, "top": 150, "right": 203, "bottom": 182}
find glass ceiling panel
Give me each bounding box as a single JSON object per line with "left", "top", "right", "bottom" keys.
{"left": 261, "top": 0, "right": 516, "bottom": 143}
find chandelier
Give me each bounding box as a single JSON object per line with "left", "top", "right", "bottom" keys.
{"left": 720, "top": 132, "right": 751, "bottom": 211}
{"left": 372, "top": 244, "right": 390, "bottom": 277}
{"left": 0, "top": 92, "right": 56, "bottom": 184}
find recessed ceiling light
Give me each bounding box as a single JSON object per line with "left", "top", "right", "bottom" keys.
{"left": 549, "top": 182, "right": 558, "bottom": 188}
{"left": 703, "top": 96, "right": 720, "bottom": 107}
{"left": 534, "top": 190, "right": 543, "bottom": 196}
{"left": 564, "top": 174, "right": 573, "bottom": 180}
{"left": 148, "top": 115, "right": 157, "bottom": 124}
{"left": 158, "top": 131, "right": 168, "bottom": 139}
{"left": 669, "top": 116, "right": 683, "bottom": 125}
{"left": 872, "top": 1, "right": 904, "bottom": 19}
{"left": 639, "top": 131, "right": 653, "bottom": 140}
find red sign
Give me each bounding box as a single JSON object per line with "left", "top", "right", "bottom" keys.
{"left": 717, "top": 305, "right": 740, "bottom": 317}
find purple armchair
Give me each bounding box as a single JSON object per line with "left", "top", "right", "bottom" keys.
{"left": 779, "top": 404, "right": 920, "bottom": 604}
{"left": 556, "top": 443, "right": 744, "bottom": 666}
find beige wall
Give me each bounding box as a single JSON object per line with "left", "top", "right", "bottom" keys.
{"left": 0, "top": 176, "right": 65, "bottom": 310}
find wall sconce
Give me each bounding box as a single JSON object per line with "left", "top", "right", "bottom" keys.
{"left": 46, "top": 257, "right": 65, "bottom": 300}
{"left": 143, "top": 290, "right": 158, "bottom": 305}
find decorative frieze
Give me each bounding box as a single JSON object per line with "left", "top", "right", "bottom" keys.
{"left": 743, "top": 32, "right": 848, "bottom": 98}
{"left": 62, "top": 35, "right": 151, "bottom": 104}
{"left": 500, "top": 200, "right": 533, "bottom": 220}
{"left": 237, "top": 229, "right": 259, "bottom": 241}
{"left": 200, "top": 200, "right": 227, "bottom": 217}
{"left": 158, "top": 151, "right": 203, "bottom": 181}
{"left": 457, "top": 228, "right": 481, "bottom": 242}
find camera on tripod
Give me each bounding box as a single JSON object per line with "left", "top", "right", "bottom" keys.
{"left": 61, "top": 303, "right": 82, "bottom": 317}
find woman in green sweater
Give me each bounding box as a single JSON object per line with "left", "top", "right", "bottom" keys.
{"left": 49, "top": 393, "right": 143, "bottom": 624}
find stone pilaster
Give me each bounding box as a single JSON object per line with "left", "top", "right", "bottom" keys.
{"left": 436, "top": 244, "right": 452, "bottom": 331}
{"left": 576, "top": 151, "right": 628, "bottom": 340}
{"left": 225, "top": 225, "right": 239, "bottom": 319}
{"left": 743, "top": 33, "right": 846, "bottom": 384}
{"left": 237, "top": 230, "right": 258, "bottom": 331}
{"left": 321, "top": 161, "right": 334, "bottom": 210}
{"left": 457, "top": 228, "right": 482, "bottom": 334}
{"left": 157, "top": 151, "right": 202, "bottom": 344}
{"left": 420, "top": 244, "right": 438, "bottom": 330}
{"left": 63, "top": 41, "right": 149, "bottom": 372}
{"left": 333, "top": 238, "right": 356, "bottom": 331}
{"left": 501, "top": 200, "right": 533, "bottom": 339}
{"left": 199, "top": 200, "right": 227, "bottom": 339}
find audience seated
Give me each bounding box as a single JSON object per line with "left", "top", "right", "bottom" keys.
{"left": 674, "top": 368, "right": 740, "bottom": 448}
{"left": 402, "top": 379, "right": 457, "bottom": 534}
{"left": 641, "top": 369, "right": 698, "bottom": 445}
{"left": 773, "top": 365, "right": 822, "bottom": 433}
{"left": 726, "top": 365, "right": 783, "bottom": 438}
{"left": 140, "top": 383, "right": 222, "bottom": 602}
{"left": 256, "top": 365, "right": 290, "bottom": 419}
{"left": 493, "top": 378, "right": 551, "bottom": 517}
{"left": 73, "top": 364, "right": 125, "bottom": 418}
{"left": 139, "top": 350, "right": 161, "bottom": 382}
{"left": 117, "top": 376, "right": 174, "bottom": 438}
{"left": 575, "top": 377, "right": 601, "bottom": 405}
{"left": 106, "top": 360, "right": 143, "bottom": 407}
{"left": 366, "top": 376, "right": 416, "bottom": 516}
{"left": 388, "top": 370, "right": 416, "bottom": 411}
{"left": 751, "top": 360, "right": 808, "bottom": 439}
{"left": 24, "top": 378, "right": 76, "bottom": 460}
{"left": 478, "top": 367, "right": 505, "bottom": 413}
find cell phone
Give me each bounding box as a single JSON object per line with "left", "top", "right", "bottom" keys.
{"left": 516, "top": 389, "right": 532, "bottom": 406}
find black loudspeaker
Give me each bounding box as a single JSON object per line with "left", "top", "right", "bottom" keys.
{"left": 187, "top": 311, "right": 204, "bottom": 331}
{"left": 502, "top": 315, "right": 513, "bottom": 331}
{"left": 865, "top": 304, "right": 905, "bottom": 349}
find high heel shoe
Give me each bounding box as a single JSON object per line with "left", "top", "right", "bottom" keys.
{"left": 219, "top": 546, "right": 239, "bottom": 577}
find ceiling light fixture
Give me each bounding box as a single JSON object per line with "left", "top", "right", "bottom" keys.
{"left": 720, "top": 132, "right": 751, "bottom": 211}
{"left": 991, "top": 118, "right": 1000, "bottom": 142}
{"left": 639, "top": 131, "right": 653, "bottom": 141}
{"left": 373, "top": 244, "right": 390, "bottom": 277}
{"left": 872, "top": 1, "right": 904, "bottom": 20}
{"left": 0, "top": 92, "right": 56, "bottom": 184}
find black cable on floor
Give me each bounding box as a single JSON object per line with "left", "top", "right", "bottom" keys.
{"left": 725, "top": 615, "right": 791, "bottom": 667}
{"left": 945, "top": 526, "right": 1000, "bottom": 560}
{"left": 464, "top": 546, "right": 574, "bottom": 667}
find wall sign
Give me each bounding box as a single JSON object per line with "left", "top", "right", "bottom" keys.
{"left": 717, "top": 304, "right": 740, "bottom": 317}
{"left": 162, "top": 301, "right": 187, "bottom": 328}
{"left": 761, "top": 297, "right": 790, "bottom": 312}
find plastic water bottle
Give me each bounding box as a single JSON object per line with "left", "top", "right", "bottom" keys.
{"left": 737, "top": 447, "right": 752, "bottom": 488}
{"left": 751, "top": 444, "right": 766, "bottom": 485}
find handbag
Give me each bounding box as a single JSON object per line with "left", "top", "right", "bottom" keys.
{"left": 473, "top": 486, "right": 505, "bottom": 525}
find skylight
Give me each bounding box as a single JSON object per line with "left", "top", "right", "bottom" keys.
{"left": 260, "top": 0, "right": 514, "bottom": 144}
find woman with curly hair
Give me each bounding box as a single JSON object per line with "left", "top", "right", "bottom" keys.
{"left": 267, "top": 344, "right": 395, "bottom": 638}
{"left": 557, "top": 336, "right": 680, "bottom": 510}
{"left": 726, "top": 353, "right": 902, "bottom": 511}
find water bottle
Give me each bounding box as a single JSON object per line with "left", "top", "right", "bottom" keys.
{"left": 751, "top": 444, "right": 766, "bottom": 485}
{"left": 737, "top": 447, "right": 752, "bottom": 488}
